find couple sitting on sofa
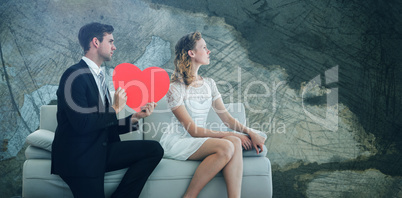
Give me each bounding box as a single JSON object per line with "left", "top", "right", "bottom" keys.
{"left": 52, "top": 22, "right": 267, "bottom": 198}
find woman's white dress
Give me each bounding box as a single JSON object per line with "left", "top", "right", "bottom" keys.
{"left": 160, "top": 77, "right": 221, "bottom": 160}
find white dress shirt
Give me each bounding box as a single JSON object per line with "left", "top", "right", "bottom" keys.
{"left": 82, "top": 56, "right": 109, "bottom": 105}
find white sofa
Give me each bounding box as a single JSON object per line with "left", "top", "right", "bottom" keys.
{"left": 23, "top": 97, "right": 273, "bottom": 198}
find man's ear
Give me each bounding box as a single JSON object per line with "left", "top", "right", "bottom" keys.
{"left": 92, "top": 37, "right": 99, "bottom": 48}
{"left": 188, "top": 50, "right": 195, "bottom": 57}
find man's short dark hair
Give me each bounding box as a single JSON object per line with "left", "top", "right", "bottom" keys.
{"left": 78, "top": 22, "right": 114, "bottom": 53}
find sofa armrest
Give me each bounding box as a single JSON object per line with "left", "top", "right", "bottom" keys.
{"left": 25, "top": 145, "right": 52, "bottom": 159}
{"left": 26, "top": 129, "right": 54, "bottom": 152}
{"left": 243, "top": 145, "right": 268, "bottom": 157}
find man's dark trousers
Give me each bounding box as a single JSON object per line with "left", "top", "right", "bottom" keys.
{"left": 60, "top": 140, "right": 163, "bottom": 198}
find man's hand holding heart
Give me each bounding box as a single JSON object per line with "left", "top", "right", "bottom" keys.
{"left": 131, "top": 102, "right": 158, "bottom": 124}
{"left": 112, "top": 87, "right": 128, "bottom": 114}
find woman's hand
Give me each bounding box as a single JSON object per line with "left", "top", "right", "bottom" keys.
{"left": 232, "top": 132, "right": 253, "bottom": 150}
{"left": 248, "top": 131, "right": 266, "bottom": 154}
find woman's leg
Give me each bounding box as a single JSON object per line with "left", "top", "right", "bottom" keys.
{"left": 222, "top": 136, "right": 243, "bottom": 198}
{"left": 183, "top": 138, "right": 235, "bottom": 198}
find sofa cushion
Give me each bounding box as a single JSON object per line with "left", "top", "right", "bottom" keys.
{"left": 144, "top": 97, "right": 267, "bottom": 156}
{"left": 206, "top": 103, "right": 246, "bottom": 131}
{"left": 39, "top": 104, "right": 143, "bottom": 134}
{"left": 26, "top": 129, "right": 54, "bottom": 152}
{"left": 23, "top": 159, "right": 127, "bottom": 180}
{"left": 23, "top": 159, "right": 128, "bottom": 198}
{"left": 142, "top": 96, "right": 171, "bottom": 141}
{"left": 24, "top": 155, "right": 270, "bottom": 181}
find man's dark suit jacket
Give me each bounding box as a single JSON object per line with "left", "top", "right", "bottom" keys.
{"left": 51, "top": 60, "right": 133, "bottom": 178}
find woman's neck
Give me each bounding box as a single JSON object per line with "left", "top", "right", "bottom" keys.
{"left": 191, "top": 62, "right": 201, "bottom": 80}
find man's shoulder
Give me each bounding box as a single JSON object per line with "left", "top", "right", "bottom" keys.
{"left": 62, "top": 60, "right": 89, "bottom": 76}
{"left": 67, "top": 60, "right": 88, "bottom": 71}
{"left": 58, "top": 60, "right": 91, "bottom": 86}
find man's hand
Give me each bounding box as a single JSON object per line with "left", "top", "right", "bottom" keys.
{"left": 131, "top": 102, "right": 157, "bottom": 124}
{"left": 112, "top": 87, "right": 127, "bottom": 114}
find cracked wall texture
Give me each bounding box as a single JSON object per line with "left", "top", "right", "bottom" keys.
{"left": 1, "top": 0, "right": 401, "bottom": 197}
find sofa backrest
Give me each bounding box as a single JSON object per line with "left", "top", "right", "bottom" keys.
{"left": 143, "top": 96, "right": 246, "bottom": 142}
{"left": 39, "top": 97, "right": 246, "bottom": 142}
{"left": 40, "top": 105, "right": 58, "bottom": 132}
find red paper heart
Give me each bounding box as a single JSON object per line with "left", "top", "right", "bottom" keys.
{"left": 112, "top": 63, "right": 170, "bottom": 112}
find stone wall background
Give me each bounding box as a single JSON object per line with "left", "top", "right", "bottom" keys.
{"left": 1, "top": 0, "right": 401, "bottom": 197}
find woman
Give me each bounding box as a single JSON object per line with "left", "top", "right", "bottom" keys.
{"left": 160, "top": 32, "right": 267, "bottom": 198}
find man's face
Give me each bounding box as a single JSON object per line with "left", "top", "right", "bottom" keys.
{"left": 98, "top": 33, "right": 116, "bottom": 62}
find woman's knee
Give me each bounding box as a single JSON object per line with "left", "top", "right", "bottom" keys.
{"left": 223, "top": 136, "right": 242, "bottom": 148}
{"left": 215, "top": 139, "right": 235, "bottom": 161}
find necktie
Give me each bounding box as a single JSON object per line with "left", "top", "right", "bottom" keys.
{"left": 99, "top": 70, "right": 111, "bottom": 105}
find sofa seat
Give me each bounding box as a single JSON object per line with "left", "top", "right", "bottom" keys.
{"left": 142, "top": 157, "right": 272, "bottom": 198}
{"left": 149, "top": 157, "right": 271, "bottom": 180}
{"left": 24, "top": 147, "right": 271, "bottom": 198}
{"left": 23, "top": 158, "right": 127, "bottom": 198}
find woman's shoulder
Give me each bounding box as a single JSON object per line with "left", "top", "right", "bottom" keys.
{"left": 169, "top": 80, "right": 186, "bottom": 92}
{"left": 202, "top": 77, "right": 217, "bottom": 85}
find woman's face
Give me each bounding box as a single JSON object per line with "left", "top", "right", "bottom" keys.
{"left": 190, "top": 38, "right": 210, "bottom": 66}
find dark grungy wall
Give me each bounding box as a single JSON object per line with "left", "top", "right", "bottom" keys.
{"left": 0, "top": 0, "right": 401, "bottom": 197}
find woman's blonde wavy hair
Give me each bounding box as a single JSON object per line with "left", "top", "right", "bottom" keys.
{"left": 171, "top": 32, "right": 202, "bottom": 86}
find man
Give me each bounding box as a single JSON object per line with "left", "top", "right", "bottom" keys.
{"left": 51, "top": 22, "right": 163, "bottom": 198}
